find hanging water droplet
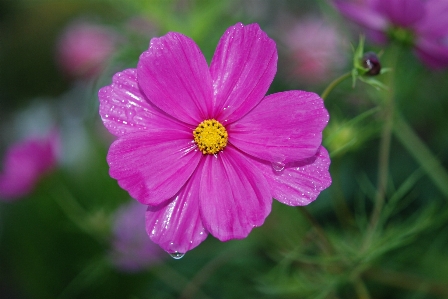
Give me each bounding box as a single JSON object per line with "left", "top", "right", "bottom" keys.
{"left": 272, "top": 161, "right": 285, "bottom": 172}
{"left": 169, "top": 252, "right": 185, "bottom": 259}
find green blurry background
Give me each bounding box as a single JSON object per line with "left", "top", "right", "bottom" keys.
{"left": 1, "top": 0, "right": 448, "bottom": 298}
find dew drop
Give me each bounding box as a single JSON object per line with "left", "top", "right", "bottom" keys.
{"left": 126, "top": 109, "right": 136, "bottom": 120}
{"left": 272, "top": 161, "right": 285, "bottom": 172}
{"left": 169, "top": 252, "right": 185, "bottom": 260}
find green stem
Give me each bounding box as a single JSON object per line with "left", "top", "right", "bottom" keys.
{"left": 50, "top": 185, "right": 108, "bottom": 244}
{"left": 57, "top": 258, "right": 108, "bottom": 299}
{"left": 298, "top": 207, "right": 334, "bottom": 255}
{"left": 363, "top": 44, "right": 400, "bottom": 249}
{"left": 365, "top": 267, "right": 448, "bottom": 297}
{"left": 353, "top": 278, "right": 372, "bottom": 299}
{"left": 394, "top": 114, "right": 448, "bottom": 198}
{"left": 369, "top": 94, "right": 394, "bottom": 230}
{"left": 331, "top": 158, "right": 355, "bottom": 227}
{"left": 320, "top": 72, "right": 352, "bottom": 100}
{"left": 156, "top": 265, "right": 213, "bottom": 299}
{"left": 180, "top": 248, "right": 242, "bottom": 299}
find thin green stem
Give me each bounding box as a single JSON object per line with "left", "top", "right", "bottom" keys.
{"left": 353, "top": 278, "right": 372, "bottom": 299}
{"left": 57, "top": 257, "right": 108, "bottom": 299}
{"left": 50, "top": 185, "right": 109, "bottom": 244}
{"left": 321, "top": 72, "right": 352, "bottom": 101}
{"left": 369, "top": 100, "right": 394, "bottom": 231}
{"left": 180, "top": 248, "right": 242, "bottom": 299}
{"left": 156, "top": 265, "right": 213, "bottom": 299}
{"left": 365, "top": 267, "right": 448, "bottom": 297}
{"left": 298, "top": 207, "right": 334, "bottom": 255}
{"left": 363, "top": 44, "right": 400, "bottom": 250}
{"left": 394, "top": 114, "right": 448, "bottom": 198}
{"left": 331, "top": 158, "right": 355, "bottom": 227}
{"left": 319, "top": 71, "right": 356, "bottom": 229}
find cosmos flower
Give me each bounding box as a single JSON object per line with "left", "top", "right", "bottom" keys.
{"left": 110, "top": 200, "right": 165, "bottom": 272}
{"left": 0, "top": 131, "right": 58, "bottom": 200}
{"left": 98, "top": 23, "right": 331, "bottom": 255}
{"left": 56, "top": 21, "right": 119, "bottom": 79}
{"left": 334, "top": 0, "right": 448, "bottom": 68}
{"left": 282, "top": 17, "right": 346, "bottom": 85}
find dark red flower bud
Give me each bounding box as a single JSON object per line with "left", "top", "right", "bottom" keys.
{"left": 362, "top": 52, "right": 381, "bottom": 76}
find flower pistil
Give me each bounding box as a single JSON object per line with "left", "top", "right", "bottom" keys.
{"left": 193, "top": 119, "right": 228, "bottom": 155}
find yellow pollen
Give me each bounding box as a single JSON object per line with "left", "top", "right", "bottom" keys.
{"left": 193, "top": 119, "right": 228, "bottom": 155}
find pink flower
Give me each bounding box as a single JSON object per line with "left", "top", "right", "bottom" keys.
{"left": 334, "top": 0, "right": 448, "bottom": 68}
{"left": 282, "top": 17, "right": 346, "bottom": 85}
{"left": 56, "top": 21, "right": 118, "bottom": 79}
{"left": 0, "top": 132, "right": 58, "bottom": 200}
{"left": 110, "top": 200, "right": 165, "bottom": 272}
{"left": 98, "top": 23, "right": 331, "bottom": 255}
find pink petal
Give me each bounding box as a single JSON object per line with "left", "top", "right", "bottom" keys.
{"left": 415, "top": 37, "right": 448, "bottom": 69}
{"left": 199, "top": 146, "right": 272, "bottom": 241}
{"left": 137, "top": 32, "right": 213, "bottom": 125}
{"left": 333, "top": 0, "right": 388, "bottom": 32}
{"left": 107, "top": 130, "right": 201, "bottom": 206}
{"left": 99, "top": 68, "right": 189, "bottom": 137}
{"left": 146, "top": 166, "right": 208, "bottom": 254}
{"left": 228, "top": 91, "right": 329, "bottom": 164}
{"left": 375, "top": 0, "right": 425, "bottom": 27}
{"left": 257, "top": 146, "right": 332, "bottom": 206}
{"left": 417, "top": 0, "right": 448, "bottom": 38}
{"left": 210, "top": 23, "right": 277, "bottom": 124}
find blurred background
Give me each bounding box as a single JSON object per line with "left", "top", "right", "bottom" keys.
{"left": 1, "top": 0, "right": 448, "bottom": 298}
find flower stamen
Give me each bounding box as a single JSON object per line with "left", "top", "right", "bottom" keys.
{"left": 193, "top": 119, "right": 228, "bottom": 155}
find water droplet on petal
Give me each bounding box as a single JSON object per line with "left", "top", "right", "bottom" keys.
{"left": 126, "top": 109, "right": 136, "bottom": 120}
{"left": 169, "top": 252, "right": 185, "bottom": 259}
{"left": 272, "top": 161, "right": 285, "bottom": 172}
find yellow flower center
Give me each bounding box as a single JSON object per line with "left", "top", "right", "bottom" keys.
{"left": 193, "top": 119, "right": 228, "bottom": 155}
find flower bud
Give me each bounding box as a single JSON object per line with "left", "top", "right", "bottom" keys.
{"left": 362, "top": 52, "right": 381, "bottom": 76}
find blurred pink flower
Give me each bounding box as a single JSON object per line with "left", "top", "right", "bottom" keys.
{"left": 56, "top": 21, "right": 118, "bottom": 79}
{"left": 334, "top": 0, "right": 448, "bottom": 68}
{"left": 99, "top": 23, "right": 331, "bottom": 255}
{"left": 282, "top": 17, "right": 346, "bottom": 85}
{"left": 0, "top": 131, "right": 58, "bottom": 200}
{"left": 110, "top": 200, "right": 165, "bottom": 272}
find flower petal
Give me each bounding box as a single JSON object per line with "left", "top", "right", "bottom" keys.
{"left": 228, "top": 91, "right": 329, "bottom": 164}
{"left": 333, "top": 0, "right": 388, "bottom": 31}
{"left": 199, "top": 146, "right": 272, "bottom": 241}
{"left": 417, "top": 0, "right": 448, "bottom": 38}
{"left": 137, "top": 32, "right": 213, "bottom": 125}
{"left": 146, "top": 166, "right": 208, "bottom": 254}
{"left": 210, "top": 23, "right": 277, "bottom": 123}
{"left": 99, "top": 68, "right": 188, "bottom": 137}
{"left": 258, "top": 146, "right": 332, "bottom": 206}
{"left": 375, "top": 0, "right": 425, "bottom": 27}
{"left": 415, "top": 37, "right": 448, "bottom": 69}
{"left": 107, "top": 130, "right": 201, "bottom": 206}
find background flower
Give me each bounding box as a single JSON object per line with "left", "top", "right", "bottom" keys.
{"left": 109, "top": 200, "right": 165, "bottom": 272}
{"left": 280, "top": 16, "right": 347, "bottom": 85}
{"left": 56, "top": 21, "right": 119, "bottom": 79}
{"left": 0, "top": 131, "right": 58, "bottom": 200}
{"left": 333, "top": 0, "right": 448, "bottom": 68}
